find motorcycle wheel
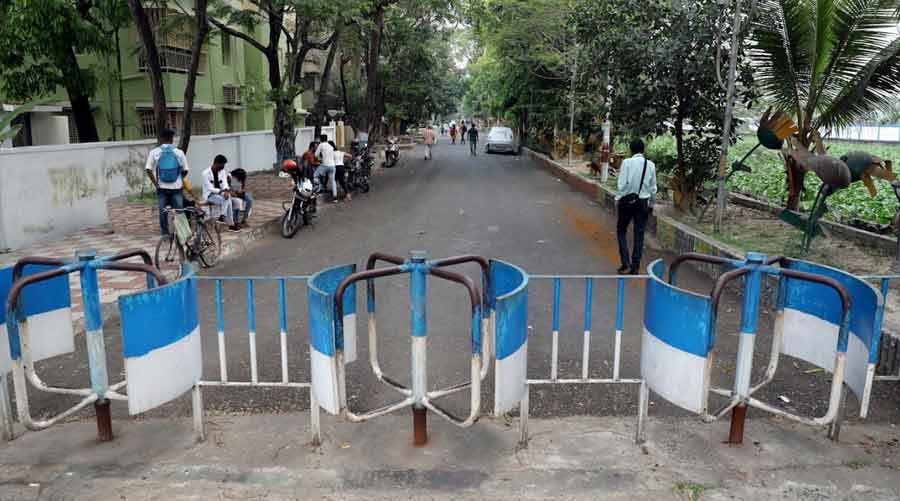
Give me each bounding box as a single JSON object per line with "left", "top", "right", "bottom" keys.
{"left": 361, "top": 179, "right": 370, "bottom": 193}
{"left": 280, "top": 205, "right": 302, "bottom": 238}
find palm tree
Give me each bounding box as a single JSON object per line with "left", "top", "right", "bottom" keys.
{"left": 751, "top": 0, "right": 900, "bottom": 210}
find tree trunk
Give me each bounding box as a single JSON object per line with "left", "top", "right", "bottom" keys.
{"left": 60, "top": 47, "right": 100, "bottom": 143}
{"left": 785, "top": 155, "right": 806, "bottom": 211}
{"left": 127, "top": 0, "right": 167, "bottom": 143}
{"left": 313, "top": 34, "right": 341, "bottom": 137}
{"left": 673, "top": 117, "right": 693, "bottom": 213}
{"left": 179, "top": 0, "right": 209, "bottom": 153}
{"left": 364, "top": 5, "right": 386, "bottom": 140}
{"left": 340, "top": 55, "right": 351, "bottom": 123}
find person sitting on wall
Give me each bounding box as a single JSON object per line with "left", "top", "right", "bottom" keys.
{"left": 228, "top": 168, "right": 253, "bottom": 226}
{"left": 202, "top": 155, "right": 240, "bottom": 233}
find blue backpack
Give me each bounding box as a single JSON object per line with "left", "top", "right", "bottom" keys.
{"left": 157, "top": 144, "right": 181, "bottom": 183}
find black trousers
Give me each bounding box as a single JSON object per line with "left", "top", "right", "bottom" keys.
{"left": 335, "top": 165, "right": 351, "bottom": 197}
{"left": 616, "top": 200, "right": 650, "bottom": 270}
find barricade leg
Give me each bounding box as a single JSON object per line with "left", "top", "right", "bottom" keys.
{"left": 192, "top": 385, "right": 205, "bottom": 442}
{"left": 0, "top": 374, "right": 14, "bottom": 440}
{"left": 635, "top": 380, "right": 649, "bottom": 444}
{"left": 828, "top": 384, "right": 848, "bottom": 442}
{"left": 518, "top": 387, "right": 529, "bottom": 448}
{"left": 309, "top": 389, "right": 321, "bottom": 446}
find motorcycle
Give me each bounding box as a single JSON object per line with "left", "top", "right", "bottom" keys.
{"left": 384, "top": 137, "right": 400, "bottom": 168}
{"left": 346, "top": 152, "right": 371, "bottom": 193}
{"left": 280, "top": 165, "right": 318, "bottom": 239}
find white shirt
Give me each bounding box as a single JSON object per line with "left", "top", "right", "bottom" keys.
{"left": 202, "top": 167, "right": 230, "bottom": 202}
{"left": 333, "top": 150, "right": 346, "bottom": 166}
{"left": 616, "top": 154, "right": 657, "bottom": 202}
{"left": 316, "top": 142, "right": 335, "bottom": 166}
{"left": 145, "top": 144, "right": 190, "bottom": 190}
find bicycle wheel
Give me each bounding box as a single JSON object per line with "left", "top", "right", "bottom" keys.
{"left": 195, "top": 221, "right": 221, "bottom": 268}
{"left": 154, "top": 234, "right": 185, "bottom": 280}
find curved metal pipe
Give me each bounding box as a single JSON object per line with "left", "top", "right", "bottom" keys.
{"left": 99, "top": 262, "right": 168, "bottom": 286}
{"left": 669, "top": 253, "right": 735, "bottom": 284}
{"left": 11, "top": 257, "right": 68, "bottom": 282}
{"left": 335, "top": 264, "right": 407, "bottom": 328}
{"left": 105, "top": 248, "right": 154, "bottom": 266}
{"left": 429, "top": 255, "right": 491, "bottom": 308}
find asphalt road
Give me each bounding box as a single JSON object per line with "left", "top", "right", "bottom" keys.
{"left": 26, "top": 137, "right": 900, "bottom": 428}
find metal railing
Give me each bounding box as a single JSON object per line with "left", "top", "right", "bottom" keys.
{"left": 862, "top": 275, "right": 900, "bottom": 381}
{"left": 192, "top": 275, "right": 320, "bottom": 443}
{"left": 521, "top": 275, "right": 648, "bottom": 444}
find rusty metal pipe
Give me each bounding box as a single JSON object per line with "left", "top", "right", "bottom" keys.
{"left": 105, "top": 248, "right": 155, "bottom": 266}
{"left": 336, "top": 265, "right": 408, "bottom": 321}
{"left": 413, "top": 405, "right": 427, "bottom": 446}
{"left": 728, "top": 404, "right": 747, "bottom": 445}
{"left": 6, "top": 267, "right": 71, "bottom": 317}
{"left": 11, "top": 257, "right": 68, "bottom": 282}
{"left": 668, "top": 253, "right": 735, "bottom": 284}
{"left": 429, "top": 268, "right": 481, "bottom": 312}
{"left": 98, "top": 262, "right": 168, "bottom": 286}
{"left": 95, "top": 398, "right": 113, "bottom": 441}
{"left": 430, "top": 255, "right": 491, "bottom": 306}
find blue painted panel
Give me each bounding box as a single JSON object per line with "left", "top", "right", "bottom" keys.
{"left": 783, "top": 259, "right": 882, "bottom": 362}
{"left": 308, "top": 264, "right": 356, "bottom": 355}
{"left": 119, "top": 277, "right": 198, "bottom": 357}
{"left": 644, "top": 260, "right": 713, "bottom": 357}
{"left": 0, "top": 264, "right": 71, "bottom": 323}
{"left": 491, "top": 260, "right": 529, "bottom": 360}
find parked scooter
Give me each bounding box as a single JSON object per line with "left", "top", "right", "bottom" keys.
{"left": 280, "top": 159, "right": 318, "bottom": 238}
{"left": 384, "top": 137, "right": 400, "bottom": 168}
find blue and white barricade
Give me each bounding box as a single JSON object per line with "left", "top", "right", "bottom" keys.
{"left": 777, "top": 258, "right": 884, "bottom": 417}
{"left": 641, "top": 259, "right": 714, "bottom": 414}
{"left": 307, "top": 264, "right": 357, "bottom": 415}
{"left": 0, "top": 264, "right": 74, "bottom": 372}
{"left": 118, "top": 276, "right": 203, "bottom": 415}
{"left": 489, "top": 260, "right": 529, "bottom": 415}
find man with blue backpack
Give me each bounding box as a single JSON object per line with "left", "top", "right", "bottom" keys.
{"left": 144, "top": 128, "right": 190, "bottom": 235}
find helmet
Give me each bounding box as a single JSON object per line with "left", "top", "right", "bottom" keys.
{"left": 282, "top": 159, "right": 298, "bottom": 172}
{"left": 298, "top": 178, "right": 314, "bottom": 198}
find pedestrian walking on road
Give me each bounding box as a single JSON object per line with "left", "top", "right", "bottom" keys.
{"left": 467, "top": 124, "right": 478, "bottom": 156}
{"left": 423, "top": 126, "right": 437, "bottom": 160}
{"left": 450, "top": 125, "right": 457, "bottom": 144}
{"left": 144, "top": 127, "right": 190, "bottom": 235}
{"left": 615, "top": 139, "right": 657, "bottom": 275}
{"left": 461, "top": 122, "right": 468, "bottom": 145}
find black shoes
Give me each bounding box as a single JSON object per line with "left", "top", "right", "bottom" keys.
{"left": 617, "top": 265, "right": 629, "bottom": 274}
{"left": 629, "top": 267, "right": 640, "bottom": 275}
{"left": 617, "top": 264, "right": 641, "bottom": 275}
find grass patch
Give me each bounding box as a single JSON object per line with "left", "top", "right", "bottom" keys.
{"left": 673, "top": 481, "right": 712, "bottom": 500}
{"left": 845, "top": 459, "right": 873, "bottom": 470}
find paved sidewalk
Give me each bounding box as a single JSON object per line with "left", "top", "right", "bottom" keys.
{"left": 0, "top": 413, "right": 897, "bottom": 499}
{"left": 0, "top": 174, "right": 289, "bottom": 321}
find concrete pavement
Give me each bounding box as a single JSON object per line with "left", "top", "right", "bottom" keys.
{"left": 0, "top": 413, "right": 898, "bottom": 499}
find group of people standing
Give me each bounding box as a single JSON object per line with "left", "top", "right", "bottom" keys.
{"left": 300, "top": 134, "right": 353, "bottom": 203}
{"left": 442, "top": 120, "right": 479, "bottom": 156}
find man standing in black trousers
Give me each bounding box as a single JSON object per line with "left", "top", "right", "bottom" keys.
{"left": 615, "top": 139, "right": 657, "bottom": 275}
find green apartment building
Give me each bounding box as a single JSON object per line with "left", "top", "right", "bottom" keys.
{"left": 2, "top": 5, "right": 317, "bottom": 146}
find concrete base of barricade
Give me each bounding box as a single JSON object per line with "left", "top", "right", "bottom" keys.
{"left": 1, "top": 414, "right": 897, "bottom": 499}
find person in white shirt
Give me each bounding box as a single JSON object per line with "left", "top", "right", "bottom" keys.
{"left": 144, "top": 128, "right": 190, "bottom": 235}
{"left": 614, "top": 139, "right": 657, "bottom": 274}
{"left": 423, "top": 126, "right": 436, "bottom": 160}
{"left": 314, "top": 134, "right": 337, "bottom": 200}
{"left": 202, "top": 155, "right": 240, "bottom": 232}
{"left": 330, "top": 141, "right": 352, "bottom": 201}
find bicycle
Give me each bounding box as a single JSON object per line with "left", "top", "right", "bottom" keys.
{"left": 154, "top": 206, "right": 222, "bottom": 279}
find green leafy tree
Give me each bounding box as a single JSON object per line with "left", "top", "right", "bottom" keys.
{"left": 0, "top": 0, "right": 130, "bottom": 143}
{"left": 751, "top": 0, "right": 900, "bottom": 210}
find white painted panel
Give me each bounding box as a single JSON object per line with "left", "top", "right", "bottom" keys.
{"left": 27, "top": 308, "right": 75, "bottom": 362}
{"left": 494, "top": 342, "right": 527, "bottom": 415}
{"left": 126, "top": 327, "right": 202, "bottom": 415}
{"left": 343, "top": 313, "right": 357, "bottom": 364}
{"left": 311, "top": 348, "right": 340, "bottom": 415}
{"left": 641, "top": 327, "right": 708, "bottom": 414}
{"left": 0, "top": 324, "right": 10, "bottom": 374}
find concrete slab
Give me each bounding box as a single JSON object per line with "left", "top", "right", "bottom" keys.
{"left": 0, "top": 413, "right": 897, "bottom": 500}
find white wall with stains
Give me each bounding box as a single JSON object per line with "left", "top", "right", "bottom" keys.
{"left": 0, "top": 126, "right": 335, "bottom": 250}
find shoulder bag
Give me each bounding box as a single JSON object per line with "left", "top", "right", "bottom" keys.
{"left": 618, "top": 158, "right": 648, "bottom": 209}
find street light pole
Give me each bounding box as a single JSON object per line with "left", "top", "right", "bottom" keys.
{"left": 714, "top": 0, "right": 744, "bottom": 232}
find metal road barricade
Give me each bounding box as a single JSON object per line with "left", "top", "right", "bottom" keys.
{"left": 520, "top": 275, "right": 647, "bottom": 445}
{"left": 861, "top": 275, "right": 900, "bottom": 383}
{"left": 307, "top": 251, "right": 528, "bottom": 445}
{"left": 190, "top": 275, "right": 320, "bottom": 444}
{"left": 0, "top": 249, "right": 172, "bottom": 441}
{"left": 646, "top": 252, "right": 886, "bottom": 444}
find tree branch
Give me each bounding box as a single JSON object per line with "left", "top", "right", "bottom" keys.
{"left": 208, "top": 16, "right": 268, "bottom": 54}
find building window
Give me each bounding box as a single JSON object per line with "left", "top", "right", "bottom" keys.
{"left": 139, "top": 110, "right": 212, "bottom": 138}
{"left": 223, "top": 85, "right": 241, "bottom": 105}
{"left": 222, "top": 33, "right": 231, "bottom": 66}
{"left": 137, "top": 8, "right": 206, "bottom": 74}
{"left": 224, "top": 110, "right": 239, "bottom": 133}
